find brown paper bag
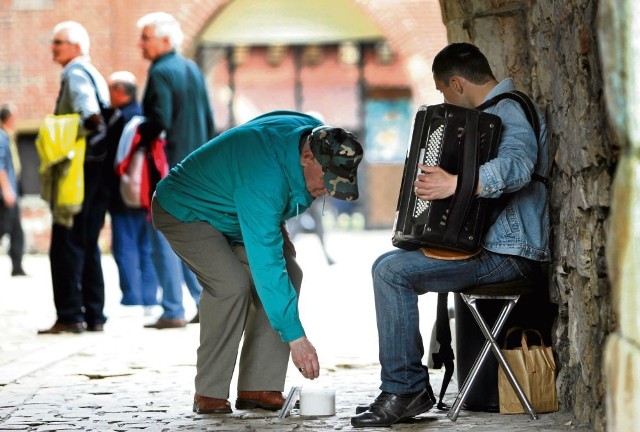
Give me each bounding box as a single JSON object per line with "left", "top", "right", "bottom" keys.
{"left": 498, "top": 328, "right": 558, "bottom": 414}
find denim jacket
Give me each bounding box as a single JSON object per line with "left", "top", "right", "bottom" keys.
{"left": 478, "top": 79, "right": 550, "bottom": 262}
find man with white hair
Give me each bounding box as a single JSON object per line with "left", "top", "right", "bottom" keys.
{"left": 137, "top": 12, "right": 215, "bottom": 329}
{"left": 39, "top": 21, "right": 110, "bottom": 334}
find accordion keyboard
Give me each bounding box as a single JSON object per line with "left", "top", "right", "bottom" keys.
{"left": 413, "top": 123, "right": 445, "bottom": 219}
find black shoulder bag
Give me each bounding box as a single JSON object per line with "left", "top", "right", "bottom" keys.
{"left": 78, "top": 67, "right": 122, "bottom": 162}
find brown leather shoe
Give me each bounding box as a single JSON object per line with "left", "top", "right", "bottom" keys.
{"left": 193, "top": 393, "right": 232, "bottom": 414}
{"left": 38, "top": 322, "right": 86, "bottom": 334}
{"left": 235, "top": 391, "right": 285, "bottom": 411}
{"left": 144, "top": 318, "right": 186, "bottom": 329}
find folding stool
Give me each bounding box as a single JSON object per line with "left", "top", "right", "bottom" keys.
{"left": 447, "top": 278, "right": 539, "bottom": 421}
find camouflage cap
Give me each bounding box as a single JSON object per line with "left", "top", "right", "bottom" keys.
{"left": 309, "top": 126, "right": 363, "bottom": 201}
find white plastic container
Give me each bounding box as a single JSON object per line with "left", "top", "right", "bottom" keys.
{"left": 299, "top": 388, "right": 336, "bottom": 416}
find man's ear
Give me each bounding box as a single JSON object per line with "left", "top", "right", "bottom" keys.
{"left": 450, "top": 76, "right": 465, "bottom": 94}
{"left": 300, "top": 145, "right": 315, "bottom": 167}
{"left": 161, "top": 35, "right": 172, "bottom": 51}
{"left": 70, "top": 44, "right": 83, "bottom": 57}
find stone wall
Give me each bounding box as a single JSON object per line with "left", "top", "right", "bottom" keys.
{"left": 599, "top": 1, "right": 640, "bottom": 431}
{"left": 438, "top": 1, "right": 614, "bottom": 430}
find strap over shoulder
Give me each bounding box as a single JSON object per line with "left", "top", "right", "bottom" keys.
{"left": 477, "top": 90, "right": 548, "bottom": 189}
{"left": 476, "top": 90, "right": 540, "bottom": 142}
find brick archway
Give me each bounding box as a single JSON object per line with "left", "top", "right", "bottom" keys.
{"left": 175, "top": 0, "right": 447, "bottom": 107}
{"left": 0, "top": 0, "right": 446, "bottom": 127}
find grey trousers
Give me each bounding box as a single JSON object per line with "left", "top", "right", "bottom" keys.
{"left": 151, "top": 197, "right": 302, "bottom": 399}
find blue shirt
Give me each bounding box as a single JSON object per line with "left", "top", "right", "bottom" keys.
{"left": 478, "top": 78, "right": 550, "bottom": 261}
{"left": 0, "top": 129, "right": 17, "bottom": 200}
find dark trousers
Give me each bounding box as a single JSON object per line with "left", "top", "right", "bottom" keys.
{"left": 0, "top": 200, "right": 19, "bottom": 245}
{"left": 8, "top": 200, "right": 24, "bottom": 272}
{"left": 49, "top": 161, "right": 108, "bottom": 326}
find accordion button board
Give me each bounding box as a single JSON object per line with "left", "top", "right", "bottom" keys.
{"left": 392, "top": 103, "right": 502, "bottom": 253}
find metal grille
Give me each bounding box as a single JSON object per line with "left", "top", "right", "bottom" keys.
{"left": 413, "top": 124, "right": 445, "bottom": 218}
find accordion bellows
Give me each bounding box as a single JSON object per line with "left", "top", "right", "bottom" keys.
{"left": 392, "top": 104, "right": 502, "bottom": 253}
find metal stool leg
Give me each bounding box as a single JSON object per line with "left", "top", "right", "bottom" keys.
{"left": 448, "top": 294, "right": 538, "bottom": 421}
{"left": 465, "top": 295, "right": 538, "bottom": 420}
{"left": 447, "top": 295, "right": 517, "bottom": 421}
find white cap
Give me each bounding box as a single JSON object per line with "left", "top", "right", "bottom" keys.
{"left": 109, "top": 70, "right": 137, "bottom": 85}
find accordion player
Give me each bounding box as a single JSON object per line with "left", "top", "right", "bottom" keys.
{"left": 392, "top": 103, "right": 502, "bottom": 253}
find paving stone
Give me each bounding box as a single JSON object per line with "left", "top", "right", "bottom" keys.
{"left": 0, "top": 244, "right": 593, "bottom": 432}
{"left": 35, "top": 426, "right": 83, "bottom": 432}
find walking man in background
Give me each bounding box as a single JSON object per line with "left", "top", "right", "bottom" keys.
{"left": 106, "top": 71, "right": 159, "bottom": 312}
{"left": 39, "top": 21, "right": 111, "bottom": 334}
{"left": 137, "top": 11, "right": 215, "bottom": 328}
{"left": 0, "top": 106, "right": 19, "bottom": 274}
{"left": 0, "top": 104, "right": 26, "bottom": 277}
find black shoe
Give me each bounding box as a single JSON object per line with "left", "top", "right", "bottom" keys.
{"left": 87, "top": 323, "right": 104, "bottom": 332}
{"left": 355, "top": 383, "right": 436, "bottom": 415}
{"left": 350, "top": 390, "right": 434, "bottom": 428}
{"left": 355, "top": 404, "right": 369, "bottom": 415}
{"left": 11, "top": 268, "right": 27, "bottom": 277}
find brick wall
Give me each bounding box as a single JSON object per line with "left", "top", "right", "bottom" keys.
{"left": 2, "top": 0, "right": 446, "bottom": 128}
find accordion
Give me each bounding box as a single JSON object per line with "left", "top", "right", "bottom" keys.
{"left": 392, "top": 103, "right": 502, "bottom": 253}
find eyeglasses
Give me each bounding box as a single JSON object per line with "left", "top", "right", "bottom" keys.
{"left": 51, "top": 39, "right": 72, "bottom": 46}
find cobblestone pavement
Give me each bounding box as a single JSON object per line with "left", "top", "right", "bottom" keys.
{"left": 0, "top": 230, "right": 592, "bottom": 431}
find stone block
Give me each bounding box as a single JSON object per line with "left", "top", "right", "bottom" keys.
{"left": 607, "top": 156, "right": 640, "bottom": 345}
{"left": 605, "top": 334, "right": 640, "bottom": 432}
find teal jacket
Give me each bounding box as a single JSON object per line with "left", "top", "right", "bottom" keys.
{"left": 155, "top": 111, "right": 322, "bottom": 341}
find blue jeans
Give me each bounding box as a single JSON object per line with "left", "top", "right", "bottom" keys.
{"left": 372, "top": 248, "right": 537, "bottom": 395}
{"left": 111, "top": 210, "right": 158, "bottom": 306}
{"left": 148, "top": 224, "right": 203, "bottom": 320}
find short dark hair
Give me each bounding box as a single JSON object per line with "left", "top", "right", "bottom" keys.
{"left": 432, "top": 42, "right": 496, "bottom": 85}
{"left": 0, "top": 104, "right": 11, "bottom": 123}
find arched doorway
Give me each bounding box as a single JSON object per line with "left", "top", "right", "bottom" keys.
{"left": 196, "top": 0, "right": 416, "bottom": 228}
